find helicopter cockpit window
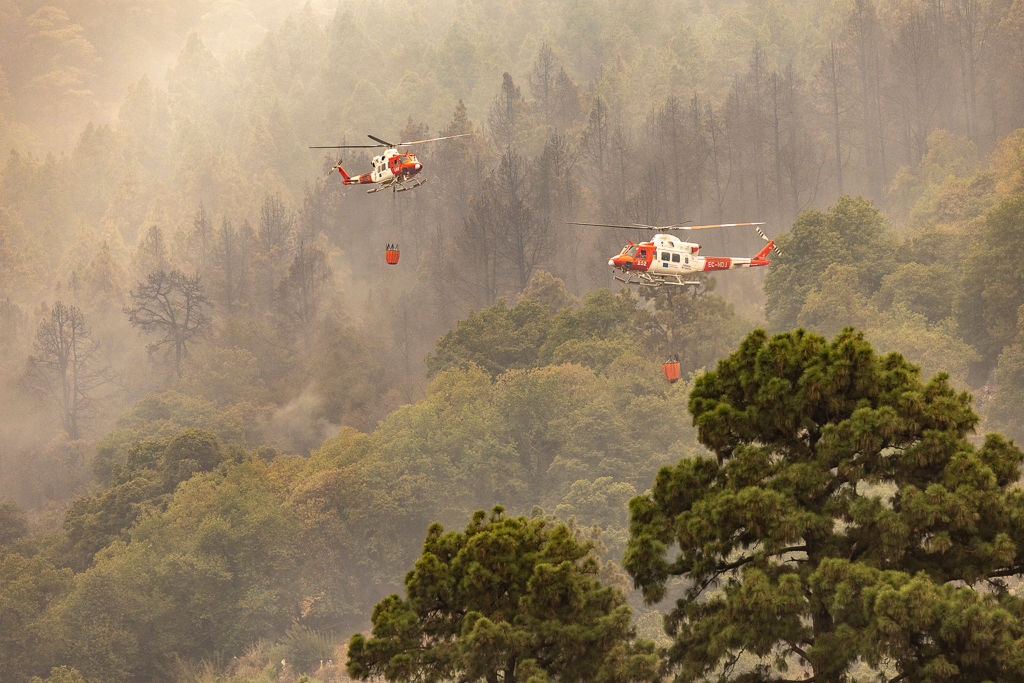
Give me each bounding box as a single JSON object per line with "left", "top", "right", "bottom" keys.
{"left": 625, "top": 246, "right": 638, "bottom": 257}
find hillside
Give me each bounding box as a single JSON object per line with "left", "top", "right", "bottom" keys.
{"left": 3, "top": 1, "right": 1024, "bottom": 681}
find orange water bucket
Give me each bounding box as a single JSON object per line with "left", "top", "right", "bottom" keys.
{"left": 662, "top": 361, "right": 681, "bottom": 383}
{"left": 385, "top": 244, "right": 400, "bottom": 265}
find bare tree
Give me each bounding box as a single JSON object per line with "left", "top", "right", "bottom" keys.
{"left": 125, "top": 270, "right": 211, "bottom": 377}
{"left": 25, "top": 301, "right": 106, "bottom": 439}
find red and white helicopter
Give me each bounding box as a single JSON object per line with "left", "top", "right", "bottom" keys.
{"left": 567, "top": 221, "right": 779, "bottom": 288}
{"left": 310, "top": 133, "right": 470, "bottom": 193}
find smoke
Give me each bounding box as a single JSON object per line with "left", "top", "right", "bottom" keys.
{"left": 1, "top": 0, "right": 336, "bottom": 154}
{"left": 261, "top": 383, "right": 341, "bottom": 456}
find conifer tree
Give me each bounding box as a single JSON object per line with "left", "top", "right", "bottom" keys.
{"left": 348, "top": 507, "right": 659, "bottom": 683}
{"left": 626, "top": 327, "right": 1024, "bottom": 681}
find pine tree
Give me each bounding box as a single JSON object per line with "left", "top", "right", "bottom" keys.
{"left": 348, "top": 508, "right": 659, "bottom": 683}
{"left": 626, "top": 327, "right": 1024, "bottom": 681}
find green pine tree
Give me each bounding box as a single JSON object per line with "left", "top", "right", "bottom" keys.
{"left": 625, "top": 327, "right": 1024, "bottom": 681}
{"left": 348, "top": 507, "right": 659, "bottom": 682}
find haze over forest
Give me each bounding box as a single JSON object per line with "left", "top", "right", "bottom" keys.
{"left": 4, "top": 0, "right": 1024, "bottom": 681}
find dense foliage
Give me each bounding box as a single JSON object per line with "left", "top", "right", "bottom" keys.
{"left": 347, "top": 508, "right": 659, "bottom": 682}
{"left": 3, "top": 0, "right": 1024, "bottom": 681}
{"left": 625, "top": 327, "right": 1024, "bottom": 680}
{"left": 0, "top": 284, "right": 706, "bottom": 681}
{"left": 4, "top": 0, "right": 1024, "bottom": 507}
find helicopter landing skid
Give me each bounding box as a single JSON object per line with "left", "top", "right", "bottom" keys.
{"left": 613, "top": 271, "right": 703, "bottom": 288}
{"left": 367, "top": 178, "right": 427, "bottom": 193}
{"left": 395, "top": 178, "right": 427, "bottom": 192}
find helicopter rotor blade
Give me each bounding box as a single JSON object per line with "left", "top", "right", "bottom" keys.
{"left": 314, "top": 133, "right": 472, "bottom": 150}
{"left": 396, "top": 133, "right": 472, "bottom": 146}
{"left": 566, "top": 221, "right": 659, "bottom": 231}
{"left": 309, "top": 144, "right": 380, "bottom": 149}
{"left": 566, "top": 220, "right": 767, "bottom": 232}
{"left": 566, "top": 221, "right": 692, "bottom": 231}
{"left": 685, "top": 221, "right": 767, "bottom": 230}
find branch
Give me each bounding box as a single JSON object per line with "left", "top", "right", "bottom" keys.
{"left": 687, "top": 545, "right": 808, "bottom": 602}
{"left": 984, "top": 566, "right": 1024, "bottom": 580}
{"left": 786, "top": 640, "right": 810, "bottom": 664}
{"left": 716, "top": 545, "right": 808, "bottom": 573}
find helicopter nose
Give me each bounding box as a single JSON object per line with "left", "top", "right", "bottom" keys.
{"left": 608, "top": 258, "right": 615, "bottom": 266}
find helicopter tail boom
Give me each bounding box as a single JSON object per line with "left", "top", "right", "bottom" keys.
{"left": 753, "top": 239, "right": 775, "bottom": 261}
{"left": 333, "top": 161, "right": 373, "bottom": 185}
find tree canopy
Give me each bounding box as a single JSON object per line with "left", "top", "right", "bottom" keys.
{"left": 5, "top": 0, "right": 1024, "bottom": 680}
{"left": 625, "top": 327, "right": 1024, "bottom": 681}
{"left": 347, "top": 507, "right": 659, "bottom": 683}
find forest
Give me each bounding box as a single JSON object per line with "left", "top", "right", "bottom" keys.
{"left": 3, "top": 0, "right": 1024, "bottom": 681}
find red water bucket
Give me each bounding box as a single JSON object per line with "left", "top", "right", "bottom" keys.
{"left": 662, "top": 361, "right": 681, "bottom": 383}
{"left": 385, "top": 244, "right": 400, "bottom": 265}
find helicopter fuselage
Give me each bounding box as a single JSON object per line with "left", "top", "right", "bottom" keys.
{"left": 608, "top": 233, "right": 773, "bottom": 286}
{"left": 341, "top": 148, "right": 424, "bottom": 191}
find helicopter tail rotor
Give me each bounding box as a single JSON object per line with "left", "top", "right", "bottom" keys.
{"left": 754, "top": 225, "right": 783, "bottom": 256}
{"left": 329, "top": 159, "right": 353, "bottom": 184}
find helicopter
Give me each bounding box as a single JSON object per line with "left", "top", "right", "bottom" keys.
{"left": 309, "top": 133, "right": 470, "bottom": 193}
{"left": 566, "top": 221, "right": 778, "bottom": 288}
